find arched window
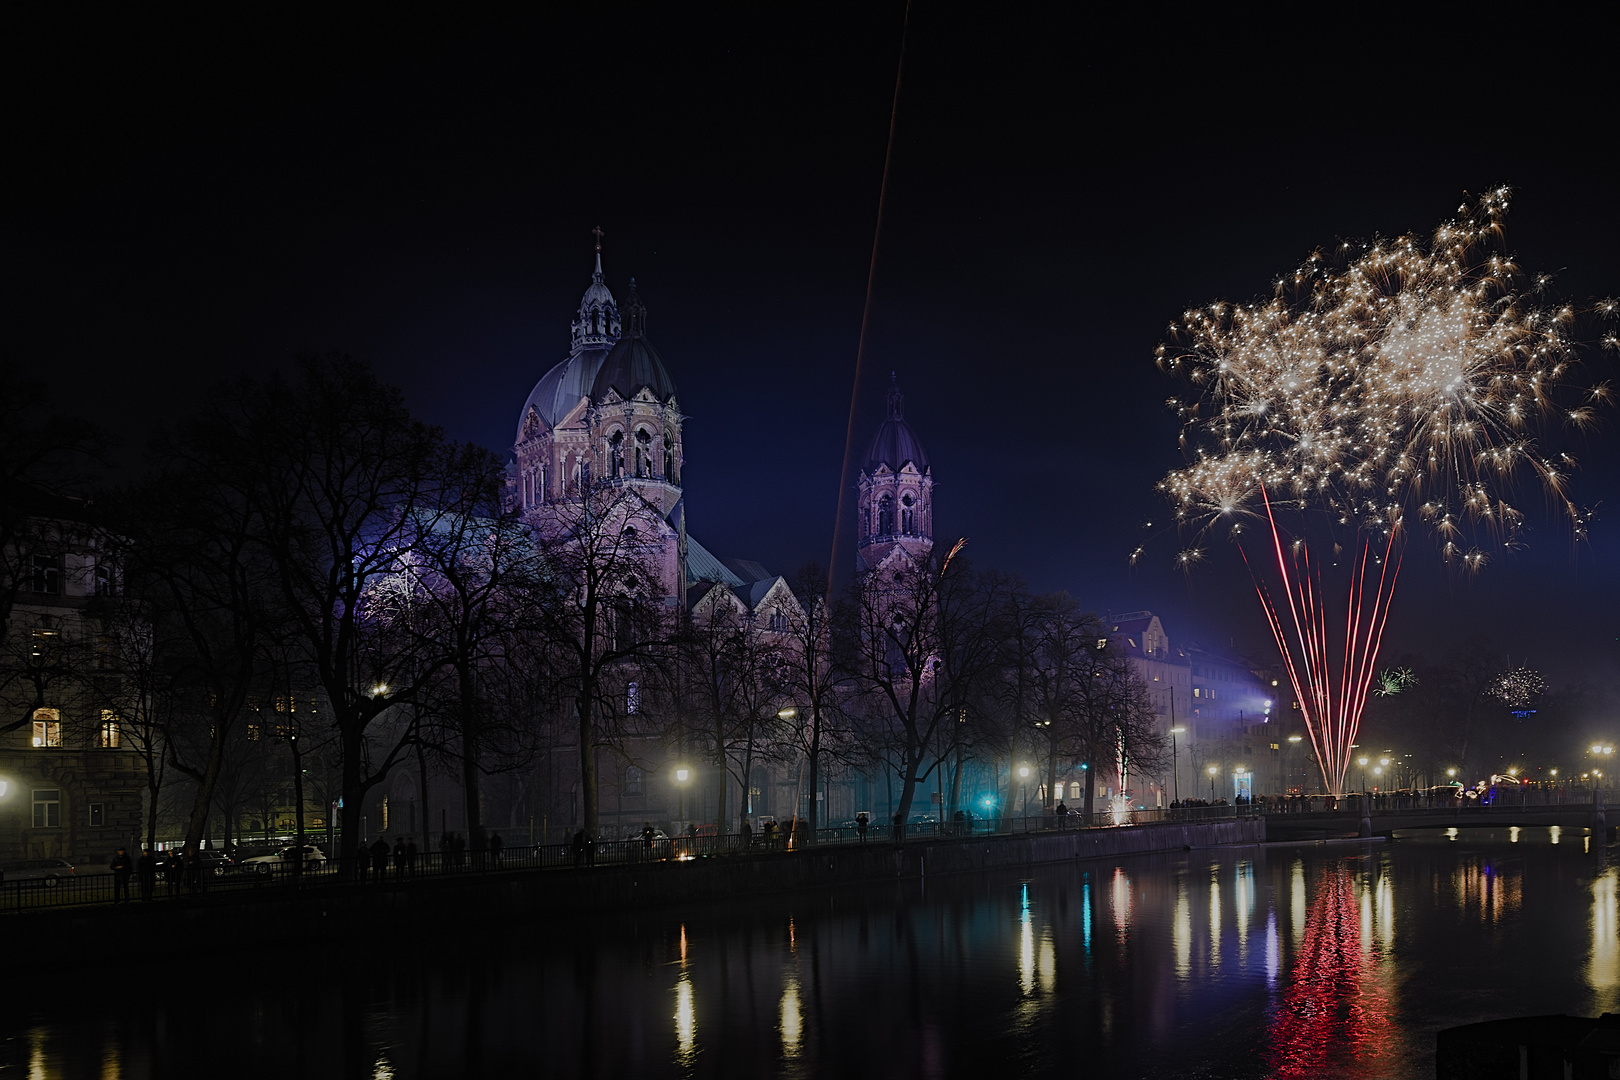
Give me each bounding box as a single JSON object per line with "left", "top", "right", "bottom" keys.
{"left": 664, "top": 433, "right": 676, "bottom": 482}
{"left": 901, "top": 493, "right": 915, "bottom": 535}
{"left": 608, "top": 430, "right": 625, "bottom": 478}
{"left": 878, "top": 495, "right": 895, "bottom": 536}
{"left": 636, "top": 429, "right": 652, "bottom": 478}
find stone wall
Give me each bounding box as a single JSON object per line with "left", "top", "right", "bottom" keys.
{"left": 5, "top": 818, "right": 1265, "bottom": 961}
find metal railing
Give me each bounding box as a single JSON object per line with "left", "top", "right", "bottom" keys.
{"left": 1, "top": 805, "right": 1258, "bottom": 915}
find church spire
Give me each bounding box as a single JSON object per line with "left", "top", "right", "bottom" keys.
{"left": 623, "top": 277, "right": 646, "bottom": 337}
{"left": 570, "top": 226, "right": 620, "bottom": 353}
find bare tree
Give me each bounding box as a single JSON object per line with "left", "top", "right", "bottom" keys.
{"left": 529, "top": 480, "right": 671, "bottom": 836}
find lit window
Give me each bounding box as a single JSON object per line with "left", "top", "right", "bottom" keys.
{"left": 32, "top": 708, "right": 62, "bottom": 748}
{"left": 1069, "top": 781, "right": 1082, "bottom": 799}
{"left": 381, "top": 795, "right": 389, "bottom": 831}
{"left": 32, "top": 789, "right": 61, "bottom": 828}
{"left": 627, "top": 681, "right": 641, "bottom": 715}
{"left": 94, "top": 563, "right": 115, "bottom": 596}
{"left": 1192, "top": 688, "right": 1200, "bottom": 699}
{"left": 99, "top": 710, "right": 121, "bottom": 748}
{"left": 626, "top": 766, "right": 644, "bottom": 796}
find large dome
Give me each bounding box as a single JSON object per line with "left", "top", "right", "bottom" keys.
{"left": 593, "top": 280, "right": 677, "bottom": 404}
{"left": 865, "top": 376, "right": 928, "bottom": 473}
{"left": 517, "top": 348, "right": 611, "bottom": 436}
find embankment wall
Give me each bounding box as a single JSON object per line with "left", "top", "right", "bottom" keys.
{"left": 13, "top": 818, "right": 1264, "bottom": 962}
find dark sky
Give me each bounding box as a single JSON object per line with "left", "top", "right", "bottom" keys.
{"left": 6, "top": 6, "right": 1619, "bottom": 685}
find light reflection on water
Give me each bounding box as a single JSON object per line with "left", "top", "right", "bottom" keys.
{"left": 2, "top": 827, "right": 1616, "bottom": 1079}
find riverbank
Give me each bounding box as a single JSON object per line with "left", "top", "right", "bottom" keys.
{"left": 15, "top": 817, "right": 1264, "bottom": 962}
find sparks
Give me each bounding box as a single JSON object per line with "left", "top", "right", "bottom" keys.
{"left": 1157, "top": 189, "right": 1603, "bottom": 796}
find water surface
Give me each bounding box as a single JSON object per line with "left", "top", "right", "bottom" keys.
{"left": 3, "top": 827, "right": 1612, "bottom": 1078}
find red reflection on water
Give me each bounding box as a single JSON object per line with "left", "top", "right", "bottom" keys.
{"left": 1266, "top": 863, "right": 1393, "bottom": 1077}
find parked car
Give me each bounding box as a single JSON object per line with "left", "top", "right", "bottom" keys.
{"left": 0, "top": 858, "right": 75, "bottom": 886}
{"left": 240, "top": 844, "right": 328, "bottom": 874}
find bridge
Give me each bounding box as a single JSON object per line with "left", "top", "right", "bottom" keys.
{"left": 1265, "top": 801, "right": 1610, "bottom": 840}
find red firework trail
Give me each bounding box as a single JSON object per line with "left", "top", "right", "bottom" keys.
{"left": 1242, "top": 491, "right": 1402, "bottom": 797}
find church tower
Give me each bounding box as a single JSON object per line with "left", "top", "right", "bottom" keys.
{"left": 511, "top": 232, "right": 686, "bottom": 602}
{"left": 856, "top": 374, "right": 934, "bottom": 574}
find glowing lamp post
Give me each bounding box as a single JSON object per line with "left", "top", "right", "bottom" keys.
{"left": 1018, "top": 765, "right": 1031, "bottom": 822}
{"left": 674, "top": 766, "right": 691, "bottom": 839}
{"left": 1207, "top": 765, "right": 1218, "bottom": 803}
{"left": 1169, "top": 727, "right": 1185, "bottom": 806}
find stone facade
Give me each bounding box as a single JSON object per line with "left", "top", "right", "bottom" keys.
{"left": 1, "top": 502, "right": 147, "bottom": 867}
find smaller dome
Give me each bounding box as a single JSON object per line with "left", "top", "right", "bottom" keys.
{"left": 570, "top": 250, "right": 621, "bottom": 351}
{"left": 864, "top": 375, "right": 929, "bottom": 473}
{"left": 592, "top": 281, "right": 678, "bottom": 404}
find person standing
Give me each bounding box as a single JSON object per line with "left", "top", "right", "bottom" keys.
{"left": 392, "top": 837, "right": 406, "bottom": 881}
{"left": 110, "top": 847, "right": 133, "bottom": 903}
{"left": 404, "top": 839, "right": 417, "bottom": 877}
{"left": 855, "top": 813, "right": 868, "bottom": 843}
{"left": 571, "top": 829, "right": 586, "bottom": 869}
{"left": 489, "top": 831, "right": 503, "bottom": 867}
{"left": 369, "top": 836, "right": 390, "bottom": 884}
{"left": 165, "top": 851, "right": 184, "bottom": 898}
{"left": 137, "top": 849, "right": 157, "bottom": 902}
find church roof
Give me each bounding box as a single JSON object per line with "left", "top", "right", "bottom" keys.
{"left": 865, "top": 374, "right": 929, "bottom": 474}
{"left": 593, "top": 281, "right": 677, "bottom": 405}
{"left": 519, "top": 348, "right": 612, "bottom": 435}
{"left": 684, "top": 534, "right": 745, "bottom": 588}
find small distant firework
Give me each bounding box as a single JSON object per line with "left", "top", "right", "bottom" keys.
{"left": 1158, "top": 188, "right": 1609, "bottom": 796}
{"left": 1373, "top": 667, "right": 1417, "bottom": 697}
{"left": 1493, "top": 666, "right": 1545, "bottom": 711}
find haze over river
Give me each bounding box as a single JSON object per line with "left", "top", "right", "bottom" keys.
{"left": 4, "top": 827, "right": 1614, "bottom": 1078}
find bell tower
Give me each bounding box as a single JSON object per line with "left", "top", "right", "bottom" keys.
{"left": 856, "top": 374, "right": 933, "bottom": 574}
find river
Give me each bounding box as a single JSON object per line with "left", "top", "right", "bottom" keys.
{"left": 3, "top": 826, "right": 1613, "bottom": 1078}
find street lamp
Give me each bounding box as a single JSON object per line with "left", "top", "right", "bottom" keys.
{"left": 1287, "top": 734, "right": 1303, "bottom": 795}
{"left": 1169, "top": 728, "right": 1185, "bottom": 805}
{"left": 1207, "top": 764, "right": 1218, "bottom": 802}
{"left": 674, "top": 765, "right": 691, "bottom": 837}
{"left": 1018, "top": 765, "right": 1031, "bottom": 820}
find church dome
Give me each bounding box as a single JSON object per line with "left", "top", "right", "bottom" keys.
{"left": 865, "top": 375, "right": 928, "bottom": 473}
{"left": 517, "top": 347, "right": 612, "bottom": 437}
{"left": 592, "top": 280, "right": 678, "bottom": 404}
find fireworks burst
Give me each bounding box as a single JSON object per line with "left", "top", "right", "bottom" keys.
{"left": 1373, "top": 667, "right": 1417, "bottom": 697}
{"left": 1158, "top": 188, "right": 1608, "bottom": 796}
{"left": 1493, "top": 666, "right": 1545, "bottom": 711}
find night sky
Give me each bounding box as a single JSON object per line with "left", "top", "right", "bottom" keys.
{"left": 7, "top": 7, "right": 1618, "bottom": 685}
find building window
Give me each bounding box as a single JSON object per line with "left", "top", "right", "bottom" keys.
{"left": 33, "top": 789, "right": 61, "bottom": 828}
{"left": 1069, "top": 781, "right": 1083, "bottom": 799}
{"left": 89, "top": 803, "right": 105, "bottom": 827}
{"left": 901, "top": 493, "right": 915, "bottom": 534}
{"left": 31, "top": 627, "right": 60, "bottom": 664}
{"left": 99, "top": 710, "right": 121, "bottom": 748}
{"left": 626, "top": 766, "right": 644, "bottom": 796}
{"left": 32, "top": 708, "right": 62, "bottom": 748}
{"left": 636, "top": 428, "right": 652, "bottom": 477}
{"left": 627, "top": 681, "right": 641, "bottom": 714}
{"left": 769, "top": 610, "right": 788, "bottom": 632}
{"left": 878, "top": 495, "right": 894, "bottom": 536}
{"left": 29, "top": 555, "right": 60, "bottom": 595}
{"left": 609, "top": 430, "right": 624, "bottom": 477}
{"left": 381, "top": 796, "right": 389, "bottom": 832}
{"left": 95, "top": 562, "right": 115, "bottom": 596}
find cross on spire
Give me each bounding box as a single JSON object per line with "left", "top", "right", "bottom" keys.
{"left": 591, "top": 225, "right": 604, "bottom": 252}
